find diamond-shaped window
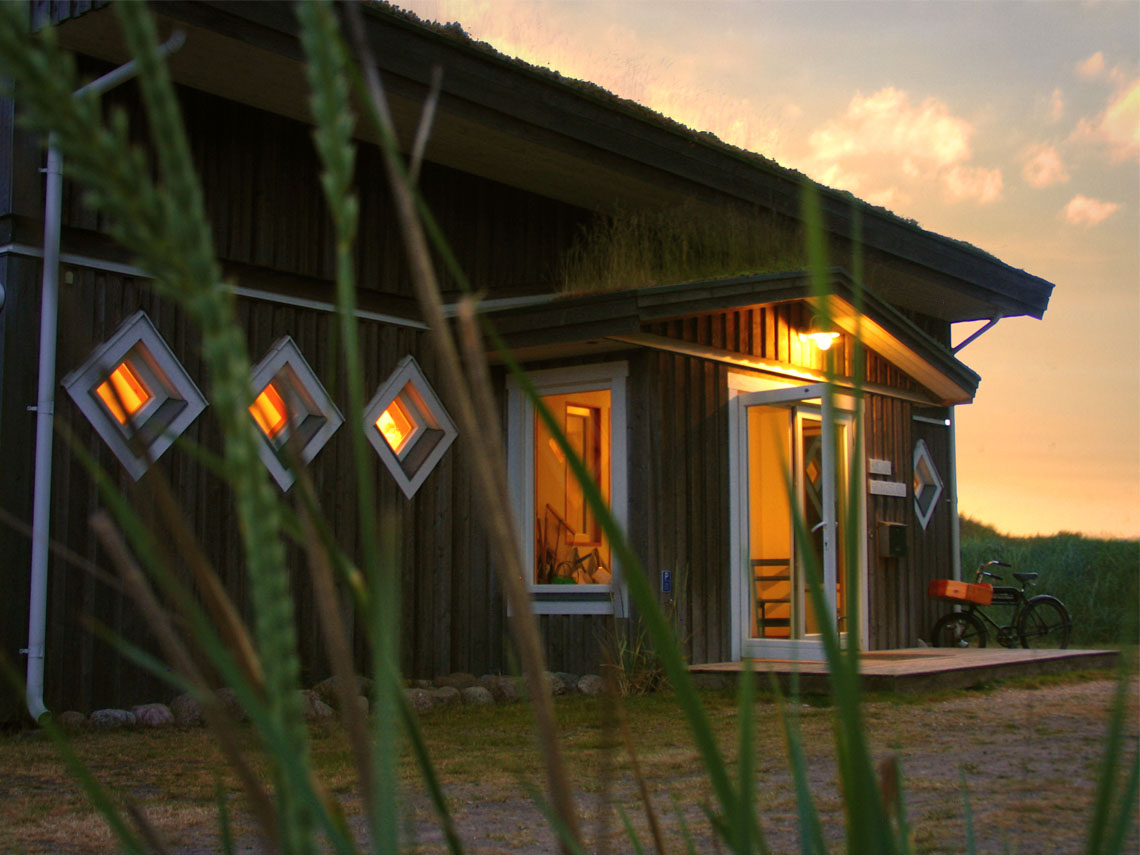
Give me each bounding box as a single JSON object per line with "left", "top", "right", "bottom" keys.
{"left": 62, "top": 311, "right": 207, "bottom": 480}
{"left": 249, "top": 337, "right": 343, "bottom": 491}
{"left": 913, "top": 439, "right": 944, "bottom": 530}
{"left": 364, "top": 356, "right": 457, "bottom": 499}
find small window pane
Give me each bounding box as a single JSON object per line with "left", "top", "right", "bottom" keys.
{"left": 97, "top": 360, "right": 153, "bottom": 425}
{"left": 250, "top": 382, "right": 289, "bottom": 440}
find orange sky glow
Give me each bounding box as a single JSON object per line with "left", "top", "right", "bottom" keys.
{"left": 398, "top": 0, "right": 1140, "bottom": 539}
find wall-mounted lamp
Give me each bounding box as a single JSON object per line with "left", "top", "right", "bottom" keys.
{"left": 798, "top": 316, "right": 841, "bottom": 351}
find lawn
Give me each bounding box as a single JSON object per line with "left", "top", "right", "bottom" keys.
{"left": 1, "top": 670, "right": 1135, "bottom": 854}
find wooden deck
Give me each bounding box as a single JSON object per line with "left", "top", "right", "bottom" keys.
{"left": 690, "top": 648, "right": 1120, "bottom": 694}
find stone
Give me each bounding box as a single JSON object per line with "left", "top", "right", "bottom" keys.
{"left": 577, "top": 674, "right": 606, "bottom": 696}
{"left": 55, "top": 710, "right": 87, "bottom": 730}
{"left": 460, "top": 686, "right": 494, "bottom": 706}
{"left": 413, "top": 679, "right": 433, "bottom": 691}
{"left": 89, "top": 708, "right": 137, "bottom": 729}
{"left": 543, "top": 671, "right": 564, "bottom": 696}
{"left": 406, "top": 688, "right": 433, "bottom": 712}
{"left": 170, "top": 693, "right": 203, "bottom": 727}
{"left": 430, "top": 686, "right": 461, "bottom": 708}
{"left": 298, "top": 690, "right": 335, "bottom": 722}
{"left": 553, "top": 672, "right": 580, "bottom": 694}
{"left": 312, "top": 675, "right": 373, "bottom": 710}
{"left": 215, "top": 688, "right": 248, "bottom": 722}
{"left": 132, "top": 703, "right": 174, "bottom": 727}
{"left": 434, "top": 672, "right": 480, "bottom": 691}
{"left": 479, "top": 674, "right": 520, "bottom": 703}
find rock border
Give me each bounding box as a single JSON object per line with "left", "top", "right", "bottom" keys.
{"left": 50, "top": 671, "right": 610, "bottom": 729}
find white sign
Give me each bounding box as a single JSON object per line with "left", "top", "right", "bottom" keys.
{"left": 868, "top": 458, "right": 893, "bottom": 476}
{"left": 869, "top": 480, "right": 907, "bottom": 497}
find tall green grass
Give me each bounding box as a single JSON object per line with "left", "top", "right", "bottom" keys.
{"left": 560, "top": 201, "right": 806, "bottom": 294}
{"left": 0, "top": 2, "right": 1135, "bottom": 854}
{"left": 960, "top": 516, "right": 1140, "bottom": 646}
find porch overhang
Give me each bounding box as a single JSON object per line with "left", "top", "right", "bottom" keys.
{"left": 483, "top": 270, "right": 980, "bottom": 406}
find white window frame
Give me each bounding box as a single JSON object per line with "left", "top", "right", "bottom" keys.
{"left": 364, "top": 355, "right": 458, "bottom": 499}
{"left": 913, "top": 438, "right": 944, "bottom": 530}
{"left": 506, "top": 362, "right": 628, "bottom": 616}
{"left": 249, "top": 336, "right": 343, "bottom": 491}
{"left": 62, "top": 310, "right": 207, "bottom": 480}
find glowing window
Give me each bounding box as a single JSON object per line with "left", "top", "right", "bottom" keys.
{"left": 534, "top": 392, "right": 610, "bottom": 585}
{"left": 62, "top": 311, "right": 207, "bottom": 480}
{"left": 249, "top": 338, "right": 343, "bottom": 491}
{"left": 96, "top": 360, "right": 153, "bottom": 425}
{"left": 505, "top": 361, "right": 628, "bottom": 616}
{"left": 364, "top": 356, "right": 457, "bottom": 499}
{"left": 376, "top": 397, "right": 418, "bottom": 457}
{"left": 250, "top": 382, "right": 289, "bottom": 440}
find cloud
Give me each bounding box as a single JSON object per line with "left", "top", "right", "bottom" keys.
{"left": 1063, "top": 194, "right": 1121, "bottom": 225}
{"left": 943, "top": 165, "right": 1003, "bottom": 204}
{"left": 801, "top": 87, "right": 1001, "bottom": 205}
{"left": 1049, "top": 88, "right": 1064, "bottom": 122}
{"left": 1072, "top": 78, "right": 1140, "bottom": 161}
{"left": 1021, "top": 144, "right": 1070, "bottom": 187}
{"left": 1076, "top": 51, "right": 1106, "bottom": 79}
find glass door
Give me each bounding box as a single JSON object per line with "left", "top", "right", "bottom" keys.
{"left": 737, "top": 386, "right": 850, "bottom": 658}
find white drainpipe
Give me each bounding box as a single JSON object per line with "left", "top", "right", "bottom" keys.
{"left": 24, "top": 34, "right": 183, "bottom": 724}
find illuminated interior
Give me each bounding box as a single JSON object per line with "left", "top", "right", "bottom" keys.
{"left": 376, "top": 396, "right": 417, "bottom": 456}
{"left": 747, "top": 402, "right": 847, "bottom": 639}
{"left": 534, "top": 390, "right": 611, "bottom": 585}
{"left": 250, "top": 382, "right": 289, "bottom": 440}
{"left": 96, "top": 360, "right": 153, "bottom": 425}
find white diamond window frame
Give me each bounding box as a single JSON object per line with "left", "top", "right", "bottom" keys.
{"left": 913, "top": 438, "right": 944, "bottom": 530}
{"left": 249, "top": 336, "right": 343, "bottom": 491}
{"left": 364, "top": 356, "right": 457, "bottom": 499}
{"left": 62, "top": 310, "right": 207, "bottom": 481}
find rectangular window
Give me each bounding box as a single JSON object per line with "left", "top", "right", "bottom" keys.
{"left": 534, "top": 391, "right": 611, "bottom": 585}
{"left": 507, "top": 362, "right": 627, "bottom": 615}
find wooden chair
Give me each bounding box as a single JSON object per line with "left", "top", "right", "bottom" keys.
{"left": 752, "top": 558, "right": 792, "bottom": 639}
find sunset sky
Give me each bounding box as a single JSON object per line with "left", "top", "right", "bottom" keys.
{"left": 398, "top": 0, "right": 1140, "bottom": 538}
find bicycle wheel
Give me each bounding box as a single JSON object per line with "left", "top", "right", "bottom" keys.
{"left": 930, "top": 612, "right": 987, "bottom": 648}
{"left": 1018, "top": 596, "right": 1071, "bottom": 649}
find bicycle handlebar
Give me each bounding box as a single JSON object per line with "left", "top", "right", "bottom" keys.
{"left": 976, "top": 560, "right": 1011, "bottom": 583}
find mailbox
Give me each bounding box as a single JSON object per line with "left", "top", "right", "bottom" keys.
{"left": 877, "top": 521, "right": 907, "bottom": 558}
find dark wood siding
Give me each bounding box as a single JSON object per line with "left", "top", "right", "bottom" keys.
{"left": 59, "top": 82, "right": 591, "bottom": 301}
{"left": 1, "top": 261, "right": 510, "bottom": 716}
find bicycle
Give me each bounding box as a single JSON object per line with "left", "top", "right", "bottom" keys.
{"left": 928, "top": 560, "right": 1072, "bottom": 649}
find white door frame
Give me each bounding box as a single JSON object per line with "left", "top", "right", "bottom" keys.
{"left": 727, "top": 374, "right": 866, "bottom": 661}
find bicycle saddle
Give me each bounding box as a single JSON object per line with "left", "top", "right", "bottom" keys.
{"left": 1013, "top": 571, "right": 1038, "bottom": 583}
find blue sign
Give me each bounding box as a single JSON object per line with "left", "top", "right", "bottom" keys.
{"left": 661, "top": 570, "right": 673, "bottom": 594}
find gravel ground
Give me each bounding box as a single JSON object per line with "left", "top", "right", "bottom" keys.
{"left": 384, "top": 678, "right": 1139, "bottom": 854}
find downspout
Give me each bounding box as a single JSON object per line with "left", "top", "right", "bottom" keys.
{"left": 949, "top": 411, "right": 961, "bottom": 583}
{"left": 24, "top": 34, "right": 183, "bottom": 724}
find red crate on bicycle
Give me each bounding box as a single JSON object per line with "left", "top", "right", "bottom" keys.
{"left": 927, "top": 578, "right": 994, "bottom": 606}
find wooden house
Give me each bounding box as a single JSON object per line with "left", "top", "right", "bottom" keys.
{"left": 0, "top": 1, "right": 1053, "bottom": 721}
